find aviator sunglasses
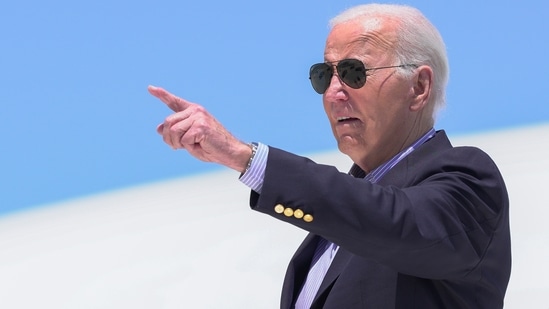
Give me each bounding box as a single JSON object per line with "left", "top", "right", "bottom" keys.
{"left": 309, "top": 58, "right": 417, "bottom": 94}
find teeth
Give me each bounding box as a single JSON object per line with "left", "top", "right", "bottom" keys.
{"left": 337, "top": 117, "right": 351, "bottom": 122}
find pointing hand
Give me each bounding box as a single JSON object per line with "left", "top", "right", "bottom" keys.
{"left": 148, "top": 85, "right": 252, "bottom": 173}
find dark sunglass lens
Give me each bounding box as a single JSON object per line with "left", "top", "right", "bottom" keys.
{"left": 337, "top": 59, "right": 366, "bottom": 89}
{"left": 309, "top": 63, "right": 333, "bottom": 94}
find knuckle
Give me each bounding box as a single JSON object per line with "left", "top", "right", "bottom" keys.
{"left": 191, "top": 105, "right": 207, "bottom": 115}
{"left": 194, "top": 120, "right": 211, "bottom": 134}
{"left": 164, "top": 115, "right": 176, "bottom": 125}
{"left": 169, "top": 124, "right": 184, "bottom": 135}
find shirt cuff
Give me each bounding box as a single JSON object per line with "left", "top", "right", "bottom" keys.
{"left": 239, "top": 142, "right": 268, "bottom": 193}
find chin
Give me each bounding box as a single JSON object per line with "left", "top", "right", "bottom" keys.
{"left": 337, "top": 139, "right": 357, "bottom": 157}
{"left": 338, "top": 136, "right": 369, "bottom": 161}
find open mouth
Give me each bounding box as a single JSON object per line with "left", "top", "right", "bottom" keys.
{"left": 337, "top": 117, "right": 359, "bottom": 123}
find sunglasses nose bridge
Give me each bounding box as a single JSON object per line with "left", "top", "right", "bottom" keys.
{"left": 323, "top": 68, "right": 346, "bottom": 95}
{"left": 329, "top": 65, "right": 347, "bottom": 90}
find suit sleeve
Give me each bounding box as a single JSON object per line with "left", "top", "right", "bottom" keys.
{"left": 249, "top": 146, "right": 510, "bottom": 280}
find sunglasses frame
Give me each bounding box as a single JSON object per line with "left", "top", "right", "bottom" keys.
{"left": 309, "top": 59, "right": 417, "bottom": 94}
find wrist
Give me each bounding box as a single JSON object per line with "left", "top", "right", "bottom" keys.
{"left": 242, "top": 142, "right": 258, "bottom": 174}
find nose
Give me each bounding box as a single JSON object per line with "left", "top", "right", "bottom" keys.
{"left": 324, "top": 71, "right": 346, "bottom": 98}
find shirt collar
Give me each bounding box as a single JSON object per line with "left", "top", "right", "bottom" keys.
{"left": 350, "top": 128, "right": 436, "bottom": 183}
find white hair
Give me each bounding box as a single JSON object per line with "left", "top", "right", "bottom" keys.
{"left": 330, "top": 4, "right": 449, "bottom": 120}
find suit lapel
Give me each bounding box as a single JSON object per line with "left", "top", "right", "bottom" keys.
{"left": 281, "top": 234, "right": 320, "bottom": 309}
{"left": 310, "top": 246, "right": 353, "bottom": 308}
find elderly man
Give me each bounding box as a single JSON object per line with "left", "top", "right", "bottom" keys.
{"left": 149, "top": 3, "right": 511, "bottom": 308}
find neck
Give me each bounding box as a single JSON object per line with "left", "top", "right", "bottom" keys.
{"left": 357, "top": 122, "right": 433, "bottom": 173}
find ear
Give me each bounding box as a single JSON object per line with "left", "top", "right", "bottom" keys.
{"left": 410, "top": 65, "right": 433, "bottom": 112}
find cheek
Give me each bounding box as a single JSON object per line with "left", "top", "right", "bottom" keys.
{"left": 362, "top": 83, "right": 411, "bottom": 121}
{"left": 322, "top": 97, "right": 334, "bottom": 122}
{"left": 322, "top": 96, "right": 329, "bottom": 113}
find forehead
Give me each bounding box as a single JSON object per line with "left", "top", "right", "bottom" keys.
{"left": 324, "top": 18, "right": 397, "bottom": 62}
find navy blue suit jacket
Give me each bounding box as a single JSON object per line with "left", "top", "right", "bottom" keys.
{"left": 250, "top": 131, "right": 511, "bottom": 308}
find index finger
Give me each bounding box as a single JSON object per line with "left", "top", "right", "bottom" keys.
{"left": 148, "top": 85, "right": 192, "bottom": 112}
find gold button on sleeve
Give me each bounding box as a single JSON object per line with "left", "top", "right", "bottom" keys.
{"left": 293, "top": 209, "right": 304, "bottom": 219}
{"left": 303, "top": 214, "right": 314, "bottom": 222}
{"left": 283, "top": 208, "right": 294, "bottom": 217}
{"left": 274, "top": 204, "right": 285, "bottom": 214}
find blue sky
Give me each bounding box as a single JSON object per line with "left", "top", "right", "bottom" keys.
{"left": 1, "top": 0, "right": 548, "bottom": 215}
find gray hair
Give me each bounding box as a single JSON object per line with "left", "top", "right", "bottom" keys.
{"left": 330, "top": 4, "right": 449, "bottom": 120}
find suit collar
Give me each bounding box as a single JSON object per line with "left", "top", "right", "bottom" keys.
{"left": 378, "top": 130, "right": 452, "bottom": 187}
{"left": 348, "top": 130, "right": 452, "bottom": 187}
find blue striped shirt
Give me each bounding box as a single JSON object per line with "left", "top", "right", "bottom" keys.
{"left": 239, "top": 128, "right": 436, "bottom": 307}
{"left": 239, "top": 142, "right": 269, "bottom": 193}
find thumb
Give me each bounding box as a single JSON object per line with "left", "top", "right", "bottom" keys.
{"left": 148, "top": 85, "right": 191, "bottom": 112}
